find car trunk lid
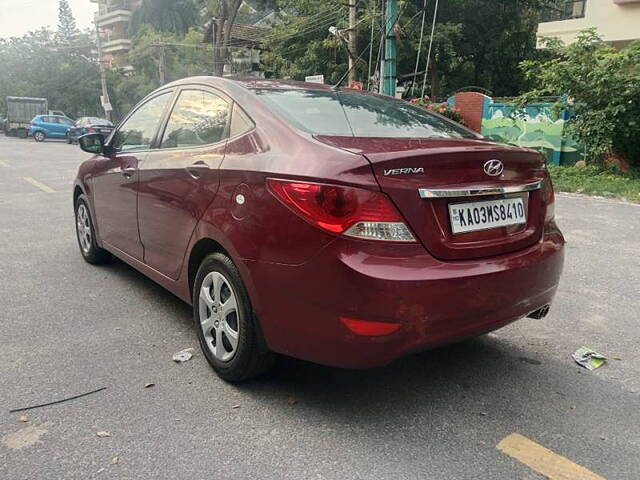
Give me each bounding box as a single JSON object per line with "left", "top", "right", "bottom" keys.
{"left": 315, "top": 136, "right": 548, "bottom": 260}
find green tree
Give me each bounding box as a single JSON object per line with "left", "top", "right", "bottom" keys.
{"left": 261, "top": 0, "right": 554, "bottom": 98}
{"left": 0, "top": 29, "right": 102, "bottom": 118}
{"left": 260, "top": 0, "right": 353, "bottom": 84}
{"left": 130, "top": 0, "right": 200, "bottom": 36}
{"left": 199, "top": 0, "right": 275, "bottom": 76}
{"left": 401, "top": 0, "right": 555, "bottom": 99}
{"left": 56, "top": 0, "right": 80, "bottom": 44}
{"left": 519, "top": 30, "right": 640, "bottom": 167}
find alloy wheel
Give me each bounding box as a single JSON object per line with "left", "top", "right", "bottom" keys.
{"left": 76, "top": 204, "right": 92, "bottom": 254}
{"left": 198, "top": 271, "right": 240, "bottom": 362}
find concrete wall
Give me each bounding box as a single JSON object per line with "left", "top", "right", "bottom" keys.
{"left": 538, "top": 0, "right": 640, "bottom": 47}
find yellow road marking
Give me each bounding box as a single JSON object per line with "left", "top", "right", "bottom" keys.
{"left": 22, "top": 177, "right": 56, "bottom": 193}
{"left": 0, "top": 159, "right": 9, "bottom": 167}
{"left": 497, "top": 433, "right": 606, "bottom": 480}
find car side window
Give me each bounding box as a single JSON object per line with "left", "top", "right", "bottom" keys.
{"left": 229, "top": 103, "right": 254, "bottom": 138}
{"left": 111, "top": 92, "right": 172, "bottom": 152}
{"left": 160, "top": 89, "right": 230, "bottom": 149}
{"left": 61, "top": 118, "right": 74, "bottom": 126}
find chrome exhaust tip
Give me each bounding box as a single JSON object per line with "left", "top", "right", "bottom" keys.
{"left": 527, "top": 305, "right": 550, "bottom": 319}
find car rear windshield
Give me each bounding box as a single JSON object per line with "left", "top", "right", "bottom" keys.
{"left": 253, "top": 89, "right": 475, "bottom": 139}
{"left": 88, "top": 118, "right": 113, "bottom": 126}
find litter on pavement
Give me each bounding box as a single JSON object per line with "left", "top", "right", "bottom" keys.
{"left": 172, "top": 348, "right": 195, "bottom": 363}
{"left": 572, "top": 346, "right": 607, "bottom": 370}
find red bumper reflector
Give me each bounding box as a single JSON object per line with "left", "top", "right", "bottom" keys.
{"left": 340, "top": 317, "right": 401, "bottom": 337}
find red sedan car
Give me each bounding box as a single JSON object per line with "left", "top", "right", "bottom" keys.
{"left": 74, "top": 77, "right": 564, "bottom": 382}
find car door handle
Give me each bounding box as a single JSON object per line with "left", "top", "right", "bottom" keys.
{"left": 122, "top": 167, "right": 137, "bottom": 178}
{"left": 186, "top": 163, "right": 209, "bottom": 179}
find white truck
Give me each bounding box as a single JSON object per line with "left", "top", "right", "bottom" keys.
{"left": 6, "top": 96, "right": 49, "bottom": 138}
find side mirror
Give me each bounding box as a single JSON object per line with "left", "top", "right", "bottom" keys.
{"left": 79, "top": 133, "right": 108, "bottom": 155}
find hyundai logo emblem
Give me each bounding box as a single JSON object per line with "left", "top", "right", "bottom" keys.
{"left": 484, "top": 159, "right": 504, "bottom": 177}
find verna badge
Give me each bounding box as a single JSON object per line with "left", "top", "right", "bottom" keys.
{"left": 383, "top": 167, "right": 425, "bottom": 176}
{"left": 483, "top": 159, "right": 504, "bottom": 177}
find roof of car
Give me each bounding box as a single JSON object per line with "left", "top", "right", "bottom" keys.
{"left": 164, "top": 76, "right": 344, "bottom": 92}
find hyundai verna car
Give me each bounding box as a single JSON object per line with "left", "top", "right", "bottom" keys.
{"left": 73, "top": 77, "right": 564, "bottom": 382}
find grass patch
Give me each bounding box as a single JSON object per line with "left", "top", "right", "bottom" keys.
{"left": 548, "top": 165, "right": 640, "bottom": 203}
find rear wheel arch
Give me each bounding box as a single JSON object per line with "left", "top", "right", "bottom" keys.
{"left": 187, "top": 238, "right": 271, "bottom": 356}
{"left": 188, "top": 238, "right": 229, "bottom": 298}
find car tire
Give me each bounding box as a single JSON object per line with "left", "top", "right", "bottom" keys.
{"left": 74, "top": 195, "right": 111, "bottom": 265}
{"left": 193, "top": 253, "right": 275, "bottom": 382}
{"left": 33, "top": 131, "right": 46, "bottom": 142}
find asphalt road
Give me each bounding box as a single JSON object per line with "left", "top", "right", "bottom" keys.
{"left": 1, "top": 134, "right": 639, "bottom": 480}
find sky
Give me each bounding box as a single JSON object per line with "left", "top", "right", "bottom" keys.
{"left": 0, "top": 0, "right": 98, "bottom": 38}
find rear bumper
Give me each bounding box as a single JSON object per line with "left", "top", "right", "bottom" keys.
{"left": 246, "top": 224, "right": 565, "bottom": 368}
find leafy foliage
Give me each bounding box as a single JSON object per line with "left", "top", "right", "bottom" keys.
{"left": 0, "top": 0, "right": 561, "bottom": 123}
{"left": 130, "top": 0, "right": 200, "bottom": 36}
{"left": 410, "top": 97, "right": 465, "bottom": 124}
{"left": 548, "top": 164, "right": 640, "bottom": 203}
{"left": 0, "top": 29, "right": 101, "bottom": 118}
{"left": 261, "top": 0, "right": 554, "bottom": 99}
{"left": 519, "top": 30, "right": 640, "bottom": 166}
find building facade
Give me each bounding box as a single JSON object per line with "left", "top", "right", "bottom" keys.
{"left": 537, "top": 0, "right": 640, "bottom": 48}
{"left": 91, "top": 0, "right": 141, "bottom": 68}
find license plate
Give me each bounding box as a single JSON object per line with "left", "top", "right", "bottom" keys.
{"left": 449, "top": 197, "right": 526, "bottom": 234}
{"left": 100, "top": 129, "right": 112, "bottom": 133}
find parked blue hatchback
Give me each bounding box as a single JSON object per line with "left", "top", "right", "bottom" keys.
{"left": 29, "top": 115, "right": 75, "bottom": 142}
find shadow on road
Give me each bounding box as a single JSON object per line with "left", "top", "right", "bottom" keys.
{"left": 101, "top": 253, "right": 624, "bottom": 435}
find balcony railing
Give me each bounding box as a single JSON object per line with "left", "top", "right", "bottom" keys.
{"left": 97, "top": 1, "right": 133, "bottom": 16}
{"left": 102, "top": 38, "right": 132, "bottom": 54}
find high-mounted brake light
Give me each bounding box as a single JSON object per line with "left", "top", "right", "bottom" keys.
{"left": 266, "top": 178, "right": 416, "bottom": 242}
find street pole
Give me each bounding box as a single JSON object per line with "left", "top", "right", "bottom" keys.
{"left": 95, "top": 22, "right": 112, "bottom": 122}
{"left": 366, "top": 0, "right": 376, "bottom": 90}
{"left": 348, "top": 0, "right": 357, "bottom": 86}
{"left": 211, "top": 20, "right": 221, "bottom": 77}
{"left": 159, "top": 46, "right": 166, "bottom": 85}
{"left": 382, "top": 0, "right": 397, "bottom": 97}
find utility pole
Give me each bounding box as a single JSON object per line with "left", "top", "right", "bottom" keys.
{"left": 211, "top": 20, "right": 217, "bottom": 76}
{"left": 348, "top": 0, "right": 357, "bottom": 86}
{"left": 382, "top": 0, "right": 397, "bottom": 97}
{"left": 159, "top": 46, "right": 166, "bottom": 85}
{"left": 366, "top": 0, "right": 376, "bottom": 90}
{"left": 95, "top": 22, "right": 112, "bottom": 121}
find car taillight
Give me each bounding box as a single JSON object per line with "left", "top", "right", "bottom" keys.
{"left": 266, "top": 178, "right": 416, "bottom": 242}
{"left": 541, "top": 173, "right": 555, "bottom": 223}
{"left": 86, "top": 126, "right": 96, "bottom": 133}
